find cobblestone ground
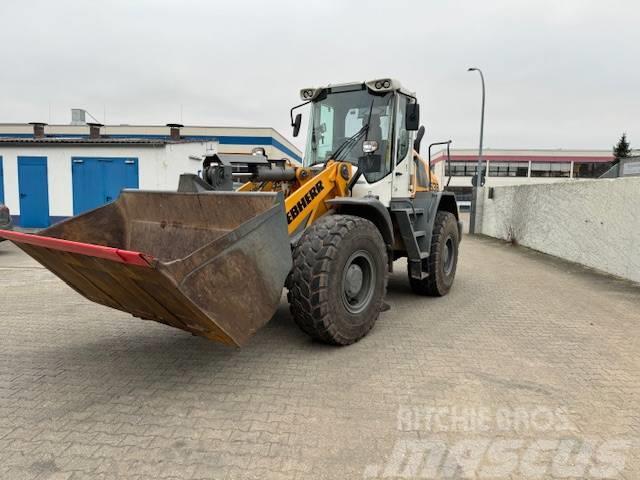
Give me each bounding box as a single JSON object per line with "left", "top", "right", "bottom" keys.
{"left": 0, "top": 236, "right": 638, "bottom": 480}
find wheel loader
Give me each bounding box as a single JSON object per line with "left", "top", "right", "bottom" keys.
{"left": 0, "top": 78, "right": 462, "bottom": 347}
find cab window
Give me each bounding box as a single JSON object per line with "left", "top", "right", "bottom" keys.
{"left": 396, "top": 95, "right": 410, "bottom": 164}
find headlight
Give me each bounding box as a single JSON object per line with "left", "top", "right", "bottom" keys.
{"left": 366, "top": 78, "right": 396, "bottom": 93}
{"left": 362, "top": 140, "right": 379, "bottom": 154}
{"left": 300, "top": 88, "right": 316, "bottom": 100}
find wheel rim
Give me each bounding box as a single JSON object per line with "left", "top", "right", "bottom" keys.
{"left": 443, "top": 236, "right": 455, "bottom": 276}
{"left": 341, "top": 250, "right": 376, "bottom": 315}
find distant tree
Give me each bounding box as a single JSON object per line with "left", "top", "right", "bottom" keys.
{"left": 612, "top": 133, "right": 631, "bottom": 165}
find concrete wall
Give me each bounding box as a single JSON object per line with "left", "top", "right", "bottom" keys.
{"left": 476, "top": 177, "right": 640, "bottom": 283}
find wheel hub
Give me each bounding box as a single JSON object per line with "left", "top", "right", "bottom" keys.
{"left": 443, "top": 236, "right": 455, "bottom": 276}
{"left": 341, "top": 250, "right": 376, "bottom": 315}
{"left": 345, "top": 264, "right": 364, "bottom": 298}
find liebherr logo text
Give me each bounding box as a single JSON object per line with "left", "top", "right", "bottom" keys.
{"left": 286, "top": 181, "right": 325, "bottom": 224}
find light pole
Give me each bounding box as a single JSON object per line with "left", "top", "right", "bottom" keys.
{"left": 467, "top": 67, "right": 485, "bottom": 234}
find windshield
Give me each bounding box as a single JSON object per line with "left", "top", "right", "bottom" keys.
{"left": 304, "top": 89, "right": 395, "bottom": 172}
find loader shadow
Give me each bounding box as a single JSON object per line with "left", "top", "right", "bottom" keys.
{"left": 33, "top": 271, "right": 423, "bottom": 392}
{"left": 20, "top": 305, "right": 351, "bottom": 427}
{"left": 386, "top": 270, "right": 421, "bottom": 297}
{"left": 38, "top": 303, "right": 309, "bottom": 379}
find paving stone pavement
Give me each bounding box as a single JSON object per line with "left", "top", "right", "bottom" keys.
{"left": 0, "top": 236, "right": 638, "bottom": 480}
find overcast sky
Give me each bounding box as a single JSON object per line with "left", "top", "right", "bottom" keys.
{"left": 1, "top": 0, "right": 638, "bottom": 152}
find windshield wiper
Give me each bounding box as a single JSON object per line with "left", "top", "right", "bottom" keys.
{"left": 307, "top": 125, "right": 368, "bottom": 167}
{"left": 331, "top": 97, "right": 377, "bottom": 162}
{"left": 331, "top": 124, "right": 369, "bottom": 162}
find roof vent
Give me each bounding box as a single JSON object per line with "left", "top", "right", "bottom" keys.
{"left": 29, "top": 122, "right": 47, "bottom": 139}
{"left": 167, "top": 123, "right": 183, "bottom": 141}
{"left": 71, "top": 109, "right": 87, "bottom": 125}
{"left": 87, "top": 122, "right": 103, "bottom": 139}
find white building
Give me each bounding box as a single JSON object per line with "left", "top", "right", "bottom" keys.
{"left": 0, "top": 123, "right": 301, "bottom": 228}
{"left": 431, "top": 148, "right": 613, "bottom": 208}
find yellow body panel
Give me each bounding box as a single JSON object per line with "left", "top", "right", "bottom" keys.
{"left": 284, "top": 161, "right": 352, "bottom": 234}
{"left": 238, "top": 161, "right": 352, "bottom": 235}
{"left": 412, "top": 151, "right": 440, "bottom": 193}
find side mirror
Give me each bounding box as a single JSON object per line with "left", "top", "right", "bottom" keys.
{"left": 413, "top": 125, "right": 425, "bottom": 154}
{"left": 406, "top": 103, "right": 420, "bottom": 131}
{"left": 292, "top": 113, "right": 302, "bottom": 137}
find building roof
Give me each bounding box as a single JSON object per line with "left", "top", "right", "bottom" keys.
{"left": 0, "top": 123, "right": 303, "bottom": 161}
{"left": 0, "top": 136, "right": 197, "bottom": 146}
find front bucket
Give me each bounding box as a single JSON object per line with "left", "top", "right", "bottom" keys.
{"left": 0, "top": 191, "right": 292, "bottom": 347}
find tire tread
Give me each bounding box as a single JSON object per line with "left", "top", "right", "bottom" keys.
{"left": 409, "top": 211, "right": 459, "bottom": 297}
{"left": 288, "top": 214, "right": 387, "bottom": 345}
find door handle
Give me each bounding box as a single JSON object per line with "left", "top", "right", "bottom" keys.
{"left": 20, "top": 193, "right": 26, "bottom": 198}
{"left": 106, "top": 196, "right": 113, "bottom": 202}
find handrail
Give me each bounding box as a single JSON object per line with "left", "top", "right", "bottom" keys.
{"left": 428, "top": 140, "right": 452, "bottom": 188}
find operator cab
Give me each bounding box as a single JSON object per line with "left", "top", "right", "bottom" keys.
{"left": 291, "top": 79, "right": 421, "bottom": 204}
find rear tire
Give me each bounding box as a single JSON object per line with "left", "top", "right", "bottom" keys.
{"left": 288, "top": 214, "right": 387, "bottom": 345}
{"left": 409, "top": 211, "right": 459, "bottom": 297}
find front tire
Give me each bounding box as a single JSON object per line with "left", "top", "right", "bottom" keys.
{"left": 409, "top": 211, "right": 459, "bottom": 296}
{"left": 288, "top": 214, "right": 388, "bottom": 345}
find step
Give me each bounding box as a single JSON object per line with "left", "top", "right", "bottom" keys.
{"left": 408, "top": 260, "right": 429, "bottom": 280}
{"left": 391, "top": 207, "right": 425, "bottom": 216}
{"left": 408, "top": 260, "right": 425, "bottom": 280}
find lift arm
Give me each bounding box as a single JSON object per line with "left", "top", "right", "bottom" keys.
{"left": 283, "top": 161, "right": 352, "bottom": 234}
{"left": 181, "top": 154, "right": 353, "bottom": 236}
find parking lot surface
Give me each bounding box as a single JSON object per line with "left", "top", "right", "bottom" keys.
{"left": 0, "top": 236, "right": 638, "bottom": 479}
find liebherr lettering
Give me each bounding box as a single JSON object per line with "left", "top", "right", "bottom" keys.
{"left": 286, "top": 181, "right": 325, "bottom": 224}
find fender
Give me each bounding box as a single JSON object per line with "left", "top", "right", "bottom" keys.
{"left": 394, "top": 191, "right": 462, "bottom": 245}
{"left": 435, "top": 191, "right": 463, "bottom": 240}
{"left": 435, "top": 191, "right": 459, "bottom": 219}
{"left": 325, "top": 196, "right": 394, "bottom": 247}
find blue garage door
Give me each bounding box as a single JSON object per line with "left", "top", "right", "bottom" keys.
{"left": 72, "top": 157, "right": 139, "bottom": 215}
{"left": 0, "top": 156, "right": 4, "bottom": 203}
{"left": 18, "top": 156, "right": 50, "bottom": 228}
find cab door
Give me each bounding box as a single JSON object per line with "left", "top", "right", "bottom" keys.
{"left": 392, "top": 94, "right": 414, "bottom": 199}
{"left": 351, "top": 97, "right": 397, "bottom": 206}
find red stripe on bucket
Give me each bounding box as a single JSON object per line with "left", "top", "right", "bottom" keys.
{"left": 0, "top": 230, "right": 154, "bottom": 267}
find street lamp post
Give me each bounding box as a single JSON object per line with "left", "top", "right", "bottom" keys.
{"left": 467, "top": 67, "right": 486, "bottom": 234}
